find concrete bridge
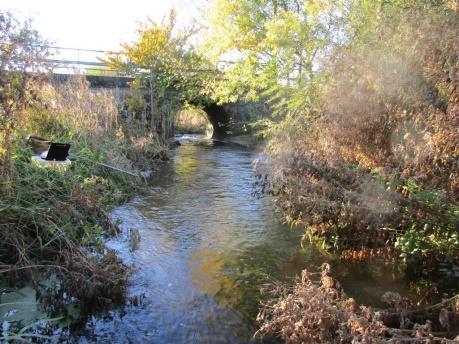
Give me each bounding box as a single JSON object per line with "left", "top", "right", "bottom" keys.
{"left": 53, "top": 73, "right": 268, "bottom": 138}
{"left": 53, "top": 73, "right": 133, "bottom": 88}
{"left": 47, "top": 46, "right": 268, "bottom": 137}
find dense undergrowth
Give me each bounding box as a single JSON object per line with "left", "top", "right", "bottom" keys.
{"left": 256, "top": 264, "right": 459, "bottom": 343}
{"left": 0, "top": 76, "right": 168, "bottom": 314}
{"left": 251, "top": 1, "right": 459, "bottom": 273}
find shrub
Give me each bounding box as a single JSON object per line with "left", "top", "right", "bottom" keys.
{"left": 259, "top": 1, "right": 459, "bottom": 268}
{"left": 256, "top": 265, "right": 459, "bottom": 343}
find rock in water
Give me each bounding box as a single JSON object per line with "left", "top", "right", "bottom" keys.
{"left": 129, "top": 228, "right": 141, "bottom": 251}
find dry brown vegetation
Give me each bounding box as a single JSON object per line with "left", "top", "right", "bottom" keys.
{"left": 256, "top": 265, "right": 459, "bottom": 343}
{"left": 260, "top": 2, "right": 458, "bottom": 266}
{"left": 254, "top": 3, "right": 458, "bottom": 341}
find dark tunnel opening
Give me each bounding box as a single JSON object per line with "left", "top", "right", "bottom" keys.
{"left": 202, "top": 104, "right": 230, "bottom": 138}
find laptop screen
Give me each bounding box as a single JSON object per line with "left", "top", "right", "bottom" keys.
{"left": 45, "top": 143, "right": 71, "bottom": 161}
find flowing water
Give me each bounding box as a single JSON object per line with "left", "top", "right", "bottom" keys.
{"left": 74, "top": 136, "right": 412, "bottom": 343}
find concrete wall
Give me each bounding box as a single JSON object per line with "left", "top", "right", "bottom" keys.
{"left": 222, "top": 101, "right": 271, "bottom": 136}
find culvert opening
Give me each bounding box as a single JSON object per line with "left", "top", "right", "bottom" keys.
{"left": 202, "top": 104, "right": 230, "bottom": 138}
{"left": 174, "top": 106, "right": 213, "bottom": 138}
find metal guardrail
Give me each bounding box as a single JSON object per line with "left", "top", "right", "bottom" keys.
{"left": 42, "top": 45, "right": 117, "bottom": 75}
{"left": 46, "top": 59, "right": 107, "bottom": 67}
{"left": 42, "top": 45, "right": 235, "bottom": 76}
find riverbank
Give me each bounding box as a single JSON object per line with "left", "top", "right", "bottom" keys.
{"left": 0, "top": 76, "right": 170, "bottom": 338}
{"left": 249, "top": 2, "right": 459, "bottom": 340}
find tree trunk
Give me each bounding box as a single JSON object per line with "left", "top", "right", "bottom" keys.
{"left": 149, "top": 72, "right": 155, "bottom": 130}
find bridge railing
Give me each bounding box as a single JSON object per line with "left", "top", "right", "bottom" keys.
{"left": 42, "top": 45, "right": 235, "bottom": 77}
{"left": 42, "top": 45, "right": 121, "bottom": 76}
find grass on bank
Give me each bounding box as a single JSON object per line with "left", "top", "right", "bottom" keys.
{"left": 0, "top": 76, "right": 168, "bottom": 313}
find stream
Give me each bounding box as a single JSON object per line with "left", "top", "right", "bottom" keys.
{"left": 73, "top": 136, "right": 412, "bottom": 343}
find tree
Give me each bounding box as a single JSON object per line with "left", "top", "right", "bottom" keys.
{"left": 105, "top": 11, "right": 214, "bottom": 138}
{"left": 205, "top": 0, "right": 345, "bottom": 116}
{"left": 0, "top": 11, "right": 49, "bottom": 178}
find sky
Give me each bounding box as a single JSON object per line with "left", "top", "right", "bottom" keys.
{"left": 0, "top": 0, "right": 207, "bottom": 51}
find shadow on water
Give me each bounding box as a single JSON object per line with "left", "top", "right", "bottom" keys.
{"left": 71, "top": 135, "right": 412, "bottom": 343}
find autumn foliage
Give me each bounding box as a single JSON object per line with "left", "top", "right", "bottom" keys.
{"left": 253, "top": 1, "right": 459, "bottom": 266}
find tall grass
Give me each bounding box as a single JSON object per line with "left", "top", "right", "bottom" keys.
{"left": 0, "top": 76, "right": 166, "bottom": 311}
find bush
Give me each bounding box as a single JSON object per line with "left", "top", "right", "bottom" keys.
{"left": 256, "top": 265, "right": 459, "bottom": 343}
{"left": 259, "top": 1, "right": 459, "bottom": 269}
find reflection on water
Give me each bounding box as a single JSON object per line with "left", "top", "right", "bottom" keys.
{"left": 74, "top": 137, "right": 410, "bottom": 343}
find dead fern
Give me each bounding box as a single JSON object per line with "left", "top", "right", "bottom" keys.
{"left": 256, "top": 264, "right": 459, "bottom": 343}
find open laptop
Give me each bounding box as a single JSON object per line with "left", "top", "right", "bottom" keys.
{"left": 42, "top": 143, "right": 71, "bottom": 161}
